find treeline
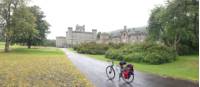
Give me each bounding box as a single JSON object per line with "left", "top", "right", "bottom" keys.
{"left": 148, "top": 0, "right": 199, "bottom": 55}
{"left": 0, "top": 0, "right": 50, "bottom": 52}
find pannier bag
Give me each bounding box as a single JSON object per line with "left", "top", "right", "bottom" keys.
{"left": 126, "top": 64, "right": 134, "bottom": 72}
{"left": 123, "top": 70, "right": 129, "bottom": 79}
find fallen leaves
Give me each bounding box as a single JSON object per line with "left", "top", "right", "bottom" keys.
{"left": 0, "top": 48, "right": 93, "bottom": 87}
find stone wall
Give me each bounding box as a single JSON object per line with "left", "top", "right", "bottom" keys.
{"left": 56, "top": 37, "right": 66, "bottom": 48}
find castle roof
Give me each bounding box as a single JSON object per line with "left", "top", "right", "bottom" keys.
{"left": 110, "top": 26, "right": 147, "bottom": 38}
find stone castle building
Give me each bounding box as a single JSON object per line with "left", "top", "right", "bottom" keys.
{"left": 56, "top": 24, "right": 97, "bottom": 47}
{"left": 56, "top": 25, "right": 147, "bottom": 48}
{"left": 108, "top": 26, "right": 147, "bottom": 43}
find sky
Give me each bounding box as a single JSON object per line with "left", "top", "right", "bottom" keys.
{"left": 31, "top": 0, "right": 166, "bottom": 39}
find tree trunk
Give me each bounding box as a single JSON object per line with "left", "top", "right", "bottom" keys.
{"left": 28, "top": 44, "right": 31, "bottom": 49}
{"left": 4, "top": 37, "right": 10, "bottom": 52}
{"left": 194, "top": 13, "right": 199, "bottom": 41}
{"left": 173, "top": 34, "right": 181, "bottom": 54}
{"left": 27, "top": 35, "right": 32, "bottom": 49}
{"left": 27, "top": 39, "right": 31, "bottom": 49}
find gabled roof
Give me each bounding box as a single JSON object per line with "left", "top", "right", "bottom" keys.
{"left": 110, "top": 26, "right": 147, "bottom": 38}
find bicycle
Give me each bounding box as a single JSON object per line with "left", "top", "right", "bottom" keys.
{"left": 106, "top": 59, "right": 135, "bottom": 83}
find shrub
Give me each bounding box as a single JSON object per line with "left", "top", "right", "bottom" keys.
{"left": 105, "top": 42, "right": 176, "bottom": 64}
{"left": 73, "top": 42, "right": 109, "bottom": 55}
{"left": 108, "top": 42, "right": 125, "bottom": 49}
{"left": 124, "top": 52, "right": 144, "bottom": 62}
{"left": 105, "top": 49, "right": 123, "bottom": 60}
{"left": 143, "top": 44, "right": 176, "bottom": 64}
{"left": 177, "top": 44, "right": 195, "bottom": 55}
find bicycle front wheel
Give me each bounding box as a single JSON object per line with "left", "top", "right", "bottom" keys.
{"left": 106, "top": 66, "right": 115, "bottom": 80}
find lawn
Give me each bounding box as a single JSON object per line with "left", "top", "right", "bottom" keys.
{"left": 0, "top": 44, "right": 93, "bottom": 87}
{"left": 69, "top": 48, "right": 199, "bottom": 82}
{"left": 0, "top": 42, "right": 4, "bottom": 48}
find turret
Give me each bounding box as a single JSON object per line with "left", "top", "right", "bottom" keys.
{"left": 92, "top": 29, "right": 97, "bottom": 40}
{"left": 75, "top": 24, "right": 85, "bottom": 32}
{"left": 68, "top": 27, "right": 73, "bottom": 33}
{"left": 67, "top": 27, "right": 73, "bottom": 38}
{"left": 124, "top": 25, "right": 127, "bottom": 30}
{"left": 83, "top": 25, "right": 85, "bottom": 32}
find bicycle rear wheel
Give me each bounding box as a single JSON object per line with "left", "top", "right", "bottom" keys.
{"left": 106, "top": 66, "right": 115, "bottom": 80}
{"left": 122, "top": 72, "right": 134, "bottom": 83}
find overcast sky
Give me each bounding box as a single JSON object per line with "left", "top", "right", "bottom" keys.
{"left": 32, "top": 0, "right": 166, "bottom": 39}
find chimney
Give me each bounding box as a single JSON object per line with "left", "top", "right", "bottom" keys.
{"left": 124, "top": 25, "right": 127, "bottom": 30}
{"left": 68, "top": 27, "right": 73, "bottom": 33}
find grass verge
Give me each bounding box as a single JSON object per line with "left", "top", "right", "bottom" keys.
{"left": 0, "top": 46, "right": 93, "bottom": 87}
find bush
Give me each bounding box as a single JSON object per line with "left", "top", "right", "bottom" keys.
{"left": 124, "top": 52, "right": 144, "bottom": 62}
{"left": 108, "top": 42, "right": 125, "bottom": 49}
{"left": 73, "top": 42, "right": 109, "bottom": 55}
{"left": 74, "top": 42, "right": 126, "bottom": 55}
{"left": 105, "top": 49, "right": 123, "bottom": 60}
{"left": 177, "top": 44, "right": 195, "bottom": 55}
{"left": 43, "top": 39, "right": 56, "bottom": 47}
{"left": 143, "top": 44, "right": 176, "bottom": 64}
{"left": 105, "top": 42, "right": 176, "bottom": 64}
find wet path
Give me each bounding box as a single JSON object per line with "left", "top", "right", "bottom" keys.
{"left": 62, "top": 49, "right": 198, "bottom": 87}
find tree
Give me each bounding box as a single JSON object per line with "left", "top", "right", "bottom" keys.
{"left": 29, "top": 6, "right": 50, "bottom": 46}
{"left": 148, "top": 0, "right": 199, "bottom": 54}
{"left": 12, "top": 5, "right": 50, "bottom": 48}
{"left": 11, "top": 5, "right": 37, "bottom": 49}
{"left": 97, "top": 32, "right": 101, "bottom": 40}
{"left": 0, "top": 0, "right": 28, "bottom": 52}
{"left": 148, "top": 6, "right": 166, "bottom": 41}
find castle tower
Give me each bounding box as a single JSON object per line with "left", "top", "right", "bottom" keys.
{"left": 124, "top": 25, "right": 127, "bottom": 30}
{"left": 67, "top": 27, "right": 73, "bottom": 47}
{"left": 121, "top": 25, "right": 128, "bottom": 43}
{"left": 67, "top": 27, "right": 73, "bottom": 37}
{"left": 75, "top": 24, "right": 85, "bottom": 32}
{"left": 92, "top": 29, "right": 97, "bottom": 40}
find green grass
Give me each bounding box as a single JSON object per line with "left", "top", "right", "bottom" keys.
{"left": 0, "top": 45, "right": 93, "bottom": 87}
{"left": 69, "top": 48, "right": 199, "bottom": 82}
{"left": 68, "top": 48, "right": 75, "bottom": 52}
{"left": 0, "top": 42, "right": 4, "bottom": 48}
{"left": 133, "top": 55, "right": 198, "bottom": 81}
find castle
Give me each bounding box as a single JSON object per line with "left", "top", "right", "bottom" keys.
{"left": 56, "top": 25, "right": 147, "bottom": 48}
{"left": 56, "top": 24, "right": 97, "bottom": 47}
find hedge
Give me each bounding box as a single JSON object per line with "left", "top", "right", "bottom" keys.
{"left": 73, "top": 42, "right": 125, "bottom": 55}
{"left": 73, "top": 42, "right": 109, "bottom": 54}
{"left": 105, "top": 42, "right": 176, "bottom": 64}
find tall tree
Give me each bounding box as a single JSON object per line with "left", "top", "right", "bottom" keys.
{"left": 148, "top": 0, "right": 199, "bottom": 54}
{"left": 0, "top": 0, "right": 27, "bottom": 52}
{"left": 29, "top": 6, "right": 50, "bottom": 46}
{"left": 11, "top": 5, "right": 37, "bottom": 49}
{"left": 148, "top": 6, "right": 166, "bottom": 41}
{"left": 12, "top": 5, "right": 50, "bottom": 48}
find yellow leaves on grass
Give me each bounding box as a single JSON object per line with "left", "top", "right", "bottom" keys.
{"left": 0, "top": 48, "right": 93, "bottom": 87}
